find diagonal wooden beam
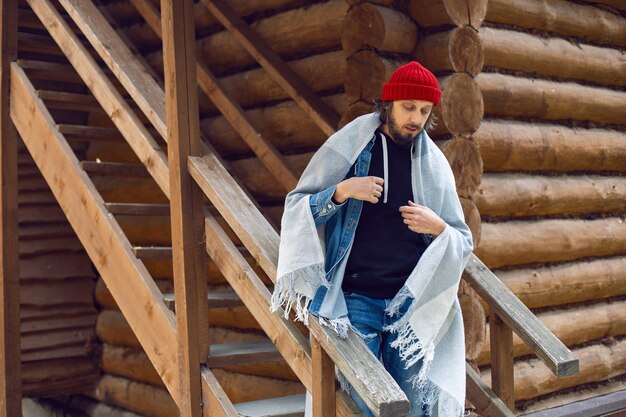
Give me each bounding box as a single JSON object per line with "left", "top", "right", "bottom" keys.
{"left": 0, "top": 1, "right": 21, "bottom": 416}
{"left": 10, "top": 62, "right": 181, "bottom": 404}
{"left": 27, "top": 0, "right": 170, "bottom": 197}
{"left": 129, "top": 0, "right": 299, "bottom": 192}
{"left": 201, "top": 0, "right": 340, "bottom": 137}
{"left": 58, "top": 0, "right": 167, "bottom": 139}
{"left": 189, "top": 154, "right": 410, "bottom": 417}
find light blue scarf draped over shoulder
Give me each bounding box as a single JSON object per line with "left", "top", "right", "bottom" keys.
{"left": 271, "top": 113, "right": 473, "bottom": 416}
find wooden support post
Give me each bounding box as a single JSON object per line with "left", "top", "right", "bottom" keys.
{"left": 0, "top": 0, "right": 21, "bottom": 416}
{"left": 312, "top": 336, "right": 335, "bottom": 417}
{"left": 489, "top": 310, "right": 514, "bottom": 410}
{"left": 161, "top": 0, "right": 208, "bottom": 416}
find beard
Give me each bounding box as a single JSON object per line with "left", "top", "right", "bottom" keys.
{"left": 387, "top": 111, "right": 422, "bottom": 148}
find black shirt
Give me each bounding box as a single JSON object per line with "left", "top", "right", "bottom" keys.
{"left": 342, "top": 129, "right": 428, "bottom": 299}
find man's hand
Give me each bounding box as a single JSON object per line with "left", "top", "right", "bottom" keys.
{"left": 399, "top": 200, "right": 447, "bottom": 236}
{"left": 333, "top": 176, "right": 384, "bottom": 204}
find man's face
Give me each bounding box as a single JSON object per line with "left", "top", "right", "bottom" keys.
{"left": 385, "top": 100, "right": 433, "bottom": 146}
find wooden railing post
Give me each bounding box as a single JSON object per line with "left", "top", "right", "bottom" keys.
{"left": 0, "top": 1, "right": 21, "bottom": 416}
{"left": 311, "top": 335, "right": 336, "bottom": 417}
{"left": 489, "top": 309, "right": 515, "bottom": 411}
{"left": 161, "top": 0, "right": 209, "bottom": 416}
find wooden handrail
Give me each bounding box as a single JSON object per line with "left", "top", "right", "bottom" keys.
{"left": 189, "top": 154, "right": 410, "bottom": 417}
{"left": 464, "top": 254, "right": 579, "bottom": 377}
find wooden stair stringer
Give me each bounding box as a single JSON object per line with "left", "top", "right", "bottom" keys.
{"left": 9, "top": 61, "right": 183, "bottom": 405}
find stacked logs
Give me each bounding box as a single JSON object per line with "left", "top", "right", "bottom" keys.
{"left": 469, "top": 0, "right": 626, "bottom": 411}
{"left": 408, "top": 0, "right": 487, "bottom": 368}
{"left": 17, "top": 144, "right": 99, "bottom": 396}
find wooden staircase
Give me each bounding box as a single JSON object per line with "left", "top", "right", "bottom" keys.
{"left": 3, "top": 0, "right": 579, "bottom": 416}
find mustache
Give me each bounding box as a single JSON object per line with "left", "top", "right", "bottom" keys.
{"left": 404, "top": 124, "right": 422, "bottom": 130}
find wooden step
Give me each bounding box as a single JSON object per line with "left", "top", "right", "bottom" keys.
{"left": 234, "top": 393, "right": 306, "bottom": 417}
{"left": 18, "top": 59, "right": 82, "bottom": 84}
{"left": 37, "top": 90, "right": 101, "bottom": 111}
{"left": 207, "top": 340, "right": 282, "bottom": 368}
{"left": 162, "top": 290, "right": 242, "bottom": 310}
{"left": 132, "top": 246, "right": 172, "bottom": 260}
{"left": 106, "top": 203, "right": 170, "bottom": 216}
{"left": 81, "top": 161, "right": 149, "bottom": 177}
{"left": 58, "top": 124, "right": 124, "bottom": 142}
{"left": 520, "top": 389, "right": 626, "bottom": 417}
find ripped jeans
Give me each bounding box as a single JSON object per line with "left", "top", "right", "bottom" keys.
{"left": 344, "top": 291, "right": 428, "bottom": 417}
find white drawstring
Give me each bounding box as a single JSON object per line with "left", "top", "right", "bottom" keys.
{"left": 380, "top": 133, "right": 388, "bottom": 204}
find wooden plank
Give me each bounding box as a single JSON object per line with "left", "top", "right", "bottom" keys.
{"left": 163, "top": 290, "right": 242, "bottom": 310}
{"left": 312, "top": 336, "right": 336, "bottom": 417}
{"left": 206, "top": 340, "right": 282, "bottom": 368}
{"left": 130, "top": 0, "right": 299, "bottom": 193}
{"left": 26, "top": 0, "right": 170, "bottom": 197}
{"left": 200, "top": 367, "right": 240, "bottom": 417}
{"left": 489, "top": 310, "right": 514, "bottom": 411}
{"left": 235, "top": 393, "right": 306, "bottom": 417}
{"left": 81, "top": 160, "right": 149, "bottom": 177}
{"left": 464, "top": 254, "right": 579, "bottom": 377}
{"left": 0, "top": 0, "right": 21, "bottom": 415}
{"left": 58, "top": 0, "right": 167, "bottom": 139}
{"left": 132, "top": 246, "right": 172, "bottom": 260}
{"left": 202, "top": 0, "right": 339, "bottom": 137}
{"left": 161, "top": 0, "right": 208, "bottom": 416}
{"left": 37, "top": 90, "right": 100, "bottom": 110}
{"left": 106, "top": 202, "right": 170, "bottom": 216}
{"left": 193, "top": 158, "right": 409, "bottom": 417}
{"left": 466, "top": 363, "right": 514, "bottom": 417}
{"left": 520, "top": 389, "right": 626, "bottom": 417}
{"left": 203, "top": 215, "right": 361, "bottom": 417}
{"left": 9, "top": 61, "right": 181, "bottom": 402}
{"left": 58, "top": 124, "right": 123, "bottom": 142}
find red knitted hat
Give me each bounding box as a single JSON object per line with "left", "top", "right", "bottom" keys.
{"left": 382, "top": 61, "right": 441, "bottom": 105}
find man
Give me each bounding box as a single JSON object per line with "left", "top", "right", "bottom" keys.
{"left": 272, "top": 61, "right": 473, "bottom": 417}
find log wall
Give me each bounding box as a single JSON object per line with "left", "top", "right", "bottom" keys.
{"left": 15, "top": 0, "right": 626, "bottom": 414}
{"left": 18, "top": 144, "right": 99, "bottom": 396}
{"left": 471, "top": 0, "right": 626, "bottom": 412}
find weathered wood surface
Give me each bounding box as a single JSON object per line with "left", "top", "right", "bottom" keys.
{"left": 466, "top": 363, "right": 513, "bottom": 417}
{"left": 161, "top": 0, "right": 209, "bottom": 414}
{"left": 344, "top": 50, "right": 400, "bottom": 104}
{"left": 201, "top": 94, "right": 348, "bottom": 158}
{"left": 409, "top": 0, "right": 488, "bottom": 28}
{"left": 579, "top": 0, "right": 626, "bottom": 11}
{"left": 478, "top": 300, "right": 626, "bottom": 366}
{"left": 458, "top": 280, "right": 486, "bottom": 360}
{"left": 10, "top": 62, "right": 180, "bottom": 400}
{"left": 203, "top": 0, "right": 340, "bottom": 137}
{"left": 497, "top": 257, "right": 626, "bottom": 310}
{"left": 22, "top": 358, "right": 99, "bottom": 396}
{"left": 189, "top": 155, "right": 410, "bottom": 416}
{"left": 26, "top": 0, "right": 170, "bottom": 195}
{"left": 479, "top": 27, "right": 626, "bottom": 87}
{"left": 437, "top": 74, "right": 484, "bottom": 137}
{"left": 476, "top": 218, "right": 626, "bottom": 269}
{"left": 342, "top": 4, "right": 417, "bottom": 55}
{"left": 439, "top": 138, "right": 483, "bottom": 198}
{"left": 474, "top": 121, "right": 626, "bottom": 173}
{"left": 460, "top": 197, "right": 481, "bottom": 249}
{"left": 481, "top": 338, "right": 626, "bottom": 401}
{"left": 465, "top": 255, "right": 579, "bottom": 377}
{"left": 312, "top": 336, "right": 336, "bottom": 417}
{"left": 1, "top": 0, "right": 20, "bottom": 412}
{"left": 489, "top": 311, "right": 514, "bottom": 410}
{"left": 485, "top": 0, "right": 626, "bottom": 47}
{"left": 147, "top": 0, "right": 348, "bottom": 76}
{"left": 200, "top": 51, "right": 345, "bottom": 115}
{"left": 58, "top": 0, "right": 167, "bottom": 139}
{"left": 477, "top": 73, "right": 626, "bottom": 126}
{"left": 415, "top": 27, "right": 484, "bottom": 76}
{"left": 476, "top": 174, "right": 626, "bottom": 218}
{"left": 93, "top": 374, "right": 178, "bottom": 417}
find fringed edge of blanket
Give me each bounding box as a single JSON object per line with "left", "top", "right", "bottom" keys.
{"left": 385, "top": 293, "right": 464, "bottom": 417}
{"left": 270, "top": 263, "right": 328, "bottom": 325}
